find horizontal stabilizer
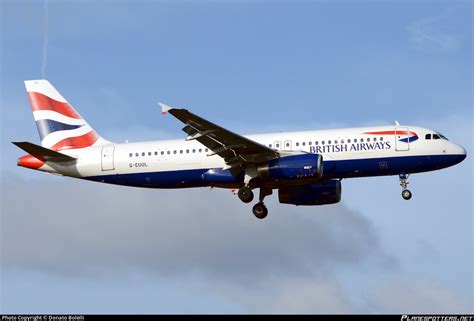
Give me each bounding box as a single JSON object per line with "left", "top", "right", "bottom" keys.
{"left": 12, "top": 141, "right": 76, "bottom": 162}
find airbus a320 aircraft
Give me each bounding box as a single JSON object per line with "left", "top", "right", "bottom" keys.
{"left": 14, "top": 80, "right": 467, "bottom": 219}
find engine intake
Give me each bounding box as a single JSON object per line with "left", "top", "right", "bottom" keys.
{"left": 258, "top": 154, "right": 323, "bottom": 180}
{"left": 278, "top": 180, "right": 342, "bottom": 206}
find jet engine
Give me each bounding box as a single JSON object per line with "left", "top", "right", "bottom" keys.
{"left": 258, "top": 154, "right": 323, "bottom": 180}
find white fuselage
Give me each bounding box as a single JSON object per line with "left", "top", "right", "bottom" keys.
{"left": 39, "top": 125, "right": 465, "bottom": 189}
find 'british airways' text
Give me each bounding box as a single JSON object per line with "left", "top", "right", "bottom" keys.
{"left": 309, "top": 141, "right": 391, "bottom": 154}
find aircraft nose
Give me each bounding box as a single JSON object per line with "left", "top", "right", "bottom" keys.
{"left": 459, "top": 145, "right": 467, "bottom": 159}
{"left": 453, "top": 144, "right": 467, "bottom": 163}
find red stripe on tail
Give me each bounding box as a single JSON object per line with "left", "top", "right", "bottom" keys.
{"left": 50, "top": 131, "right": 99, "bottom": 151}
{"left": 28, "top": 92, "right": 81, "bottom": 119}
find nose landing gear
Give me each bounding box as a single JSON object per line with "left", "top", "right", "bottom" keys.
{"left": 399, "top": 174, "right": 412, "bottom": 200}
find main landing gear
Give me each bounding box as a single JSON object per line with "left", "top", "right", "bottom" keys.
{"left": 238, "top": 186, "right": 272, "bottom": 219}
{"left": 238, "top": 186, "right": 254, "bottom": 203}
{"left": 252, "top": 202, "right": 268, "bottom": 219}
{"left": 399, "top": 174, "right": 412, "bottom": 200}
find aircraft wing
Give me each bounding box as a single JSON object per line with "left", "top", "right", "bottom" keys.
{"left": 159, "top": 103, "right": 279, "bottom": 169}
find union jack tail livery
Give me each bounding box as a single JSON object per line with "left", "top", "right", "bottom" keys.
{"left": 25, "top": 80, "right": 109, "bottom": 151}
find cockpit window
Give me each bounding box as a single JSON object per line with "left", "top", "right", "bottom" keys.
{"left": 425, "top": 134, "right": 431, "bottom": 140}
{"left": 439, "top": 133, "right": 448, "bottom": 140}
{"left": 433, "top": 134, "right": 441, "bottom": 140}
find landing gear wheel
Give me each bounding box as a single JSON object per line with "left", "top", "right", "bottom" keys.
{"left": 238, "top": 186, "right": 254, "bottom": 203}
{"left": 402, "top": 189, "right": 412, "bottom": 200}
{"left": 252, "top": 202, "right": 268, "bottom": 219}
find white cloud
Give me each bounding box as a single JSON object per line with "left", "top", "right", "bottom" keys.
{"left": 366, "top": 279, "right": 473, "bottom": 313}
{"left": 1, "top": 174, "right": 387, "bottom": 281}
{"left": 232, "top": 276, "right": 355, "bottom": 314}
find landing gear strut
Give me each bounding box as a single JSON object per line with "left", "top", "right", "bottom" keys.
{"left": 399, "top": 174, "right": 412, "bottom": 200}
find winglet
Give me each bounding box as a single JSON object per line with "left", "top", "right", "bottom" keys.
{"left": 158, "top": 102, "right": 173, "bottom": 115}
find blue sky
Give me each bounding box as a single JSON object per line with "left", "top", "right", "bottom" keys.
{"left": 1, "top": 0, "right": 472, "bottom": 314}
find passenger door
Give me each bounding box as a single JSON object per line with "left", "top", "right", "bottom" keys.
{"left": 101, "top": 145, "right": 115, "bottom": 171}
{"left": 395, "top": 127, "right": 410, "bottom": 151}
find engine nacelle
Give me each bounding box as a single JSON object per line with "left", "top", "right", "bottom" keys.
{"left": 258, "top": 154, "right": 323, "bottom": 180}
{"left": 202, "top": 168, "right": 242, "bottom": 185}
{"left": 278, "top": 180, "right": 342, "bottom": 206}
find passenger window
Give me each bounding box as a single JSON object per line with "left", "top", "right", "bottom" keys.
{"left": 309, "top": 141, "right": 312, "bottom": 146}
{"left": 322, "top": 141, "right": 325, "bottom": 145}
{"left": 148, "top": 152, "right": 152, "bottom": 156}
{"left": 276, "top": 144, "right": 280, "bottom": 148}
{"left": 425, "top": 134, "right": 432, "bottom": 140}
{"left": 328, "top": 140, "right": 331, "bottom": 145}
{"left": 205, "top": 148, "right": 208, "bottom": 152}
{"left": 380, "top": 137, "right": 383, "bottom": 141}
{"left": 360, "top": 138, "right": 364, "bottom": 142}
{"left": 180, "top": 150, "right": 183, "bottom": 154}
{"left": 192, "top": 149, "right": 196, "bottom": 153}
{"left": 354, "top": 139, "right": 357, "bottom": 143}
{"left": 129, "top": 153, "right": 133, "bottom": 157}
{"left": 296, "top": 142, "right": 299, "bottom": 147}
{"left": 347, "top": 139, "right": 351, "bottom": 143}
{"left": 154, "top": 151, "right": 158, "bottom": 156}
{"left": 167, "top": 151, "right": 170, "bottom": 155}
{"left": 373, "top": 137, "right": 377, "bottom": 142}
{"left": 173, "top": 150, "right": 177, "bottom": 154}
{"left": 335, "top": 140, "right": 338, "bottom": 144}
{"left": 199, "top": 148, "right": 202, "bottom": 152}
{"left": 302, "top": 142, "right": 306, "bottom": 146}
{"left": 341, "top": 139, "right": 344, "bottom": 144}
{"left": 186, "top": 149, "right": 189, "bottom": 153}
{"left": 269, "top": 144, "right": 272, "bottom": 148}
{"left": 142, "top": 152, "right": 145, "bottom": 156}
{"left": 161, "top": 151, "right": 164, "bottom": 155}
{"left": 286, "top": 143, "right": 290, "bottom": 147}
{"left": 315, "top": 141, "right": 318, "bottom": 145}
{"left": 366, "top": 138, "right": 370, "bottom": 142}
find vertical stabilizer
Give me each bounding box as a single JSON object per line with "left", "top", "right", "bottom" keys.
{"left": 24, "top": 79, "right": 110, "bottom": 150}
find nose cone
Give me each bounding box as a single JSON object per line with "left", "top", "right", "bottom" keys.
{"left": 452, "top": 144, "right": 467, "bottom": 165}
{"left": 458, "top": 144, "right": 466, "bottom": 159}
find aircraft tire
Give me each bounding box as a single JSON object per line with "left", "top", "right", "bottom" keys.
{"left": 252, "top": 202, "right": 268, "bottom": 219}
{"left": 238, "top": 186, "right": 254, "bottom": 203}
{"left": 402, "top": 189, "right": 412, "bottom": 200}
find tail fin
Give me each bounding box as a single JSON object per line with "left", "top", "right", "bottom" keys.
{"left": 25, "top": 79, "right": 109, "bottom": 151}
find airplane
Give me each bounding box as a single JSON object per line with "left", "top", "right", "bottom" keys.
{"left": 13, "top": 80, "right": 467, "bottom": 219}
